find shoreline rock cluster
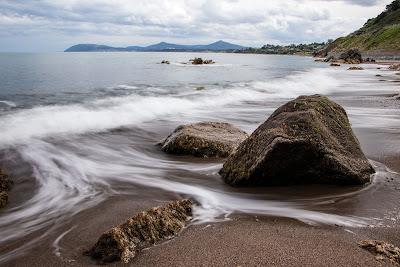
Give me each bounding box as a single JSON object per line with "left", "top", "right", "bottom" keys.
{"left": 0, "top": 169, "right": 12, "bottom": 209}
{"left": 86, "top": 199, "right": 193, "bottom": 263}
{"left": 324, "top": 49, "right": 364, "bottom": 64}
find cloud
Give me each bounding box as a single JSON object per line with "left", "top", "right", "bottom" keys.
{"left": 0, "top": 0, "right": 393, "bottom": 51}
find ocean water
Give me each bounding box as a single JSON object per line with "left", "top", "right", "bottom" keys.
{"left": 0, "top": 52, "right": 400, "bottom": 262}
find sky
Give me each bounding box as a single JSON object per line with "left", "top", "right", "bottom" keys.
{"left": 0, "top": 0, "right": 393, "bottom": 52}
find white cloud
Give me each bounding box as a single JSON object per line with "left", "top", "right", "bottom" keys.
{"left": 0, "top": 0, "right": 393, "bottom": 51}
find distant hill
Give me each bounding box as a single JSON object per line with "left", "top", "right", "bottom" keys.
{"left": 65, "top": 40, "right": 246, "bottom": 52}
{"left": 317, "top": 0, "right": 400, "bottom": 59}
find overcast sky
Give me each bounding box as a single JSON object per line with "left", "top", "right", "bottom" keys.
{"left": 0, "top": 0, "right": 393, "bottom": 52}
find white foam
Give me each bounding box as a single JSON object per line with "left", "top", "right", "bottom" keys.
{"left": 0, "top": 69, "right": 338, "bottom": 146}
{"left": 0, "top": 100, "right": 16, "bottom": 107}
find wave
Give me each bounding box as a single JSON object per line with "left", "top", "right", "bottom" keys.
{"left": 0, "top": 69, "right": 338, "bottom": 146}
{"left": 0, "top": 100, "right": 17, "bottom": 108}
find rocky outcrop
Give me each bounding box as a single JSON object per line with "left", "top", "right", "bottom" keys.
{"left": 359, "top": 240, "right": 400, "bottom": 265}
{"left": 348, "top": 66, "right": 364, "bottom": 70}
{"left": 338, "top": 49, "right": 363, "bottom": 64}
{"left": 189, "top": 58, "right": 215, "bottom": 65}
{"left": 324, "top": 49, "right": 363, "bottom": 64}
{"left": 160, "top": 122, "right": 248, "bottom": 158}
{"left": 86, "top": 199, "right": 193, "bottom": 263}
{"left": 0, "top": 169, "right": 12, "bottom": 209}
{"left": 220, "top": 95, "right": 374, "bottom": 186}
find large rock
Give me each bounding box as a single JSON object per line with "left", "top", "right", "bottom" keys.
{"left": 338, "top": 49, "right": 363, "bottom": 64}
{"left": 220, "top": 95, "right": 374, "bottom": 186}
{"left": 86, "top": 199, "right": 193, "bottom": 263}
{"left": 0, "top": 169, "right": 12, "bottom": 209}
{"left": 160, "top": 122, "right": 248, "bottom": 158}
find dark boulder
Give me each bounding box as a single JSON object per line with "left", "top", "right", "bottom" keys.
{"left": 330, "top": 63, "right": 341, "bottom": 67}
{"left": 161, "top": 60, "right": 170, "bottom": 64}
{"left": 338, "top": 49, "right": 363, "bottom": 64}
{"left": 160, "top": 122, "right": 248, "bottom": 158}
{"left": 220, "top": 95, "right": 374, "bottom": 186}
{"left": 189, "top": 58, "right": 215, "bottom": 65}
{"left": 86, "top": 199, "right": 193, "bottom": 263}
{"left": 190, "top": 58, "right": 204, "bottom": 65}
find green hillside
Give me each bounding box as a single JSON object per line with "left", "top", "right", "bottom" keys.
{"left": 328, "top": 0, "right": 400, "bottom": 54}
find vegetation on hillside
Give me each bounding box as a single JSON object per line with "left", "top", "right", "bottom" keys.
{"left": 238, "top": 42, "right": 328, "bottom": 55}
{"left": 328, "top": 0, "right": 400, "bottom": 52}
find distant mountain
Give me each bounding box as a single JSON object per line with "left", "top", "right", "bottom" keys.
{"left": 65, "top": 40, "right": 246, "bottom": 52}
{"left": 64, "top": 44, "right": 125, "bottom": 52}
{"left": 316, "top": 0, "right": 400, "bottom": 58}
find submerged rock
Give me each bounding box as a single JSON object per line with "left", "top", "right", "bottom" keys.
{"left": 220, "top": 95, "right": 374, "bottom": 186}
{"left": 348, "top": 66, "right": 364, "bottom": 70}
{"left": 86, "top": 199, "right": 193, "bottom": 263}
{"left": 0, "top": 169, "right": 12, "bottom": 209}
{"left": 189, "top": 58, "right": 215, "bottom": 65}
{"left": 160, "top": 122, "right": 248, "bottom": 158}
{"left": 161, "top": 60, "right": 170, "bottom": 64}
{"left": 359, "top": 240, "right": 400, "bottom": 265}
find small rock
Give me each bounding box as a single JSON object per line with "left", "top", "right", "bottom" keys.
{"left": 160, "top": 122, "right": 248, "bottom": 158}
{"left": 330, "top": 63, "right": 341, "bottom": 67}
{"left": 189, "top": 58, "right": 215, "bottom": 65}
{"left": 161, "top": 60, "right": 170, "bottom": 64}
{"left": 195, "top": 86, "right": 205, "bottom": 91}
{"left": 359, "top": 240, "right": 400, "bottom": 265}
{"left": 203, "top": 59, "right": 215, "bottom": 64}
{"left": 376, "top": 74, "right": 383, "bottom": 77}
{"left": 389, "top": 64, "right": 400, "bottom": 71}
{"left": 348, "top": 66, "right": 364, "bottom": 70}
{"left": 86, "top": 199, "right": 193, "bottom": 263}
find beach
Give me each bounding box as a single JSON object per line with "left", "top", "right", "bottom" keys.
{"left": 0, "top": 53, "right": 399, "bottom": 266}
